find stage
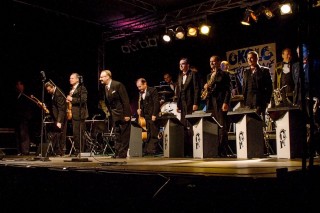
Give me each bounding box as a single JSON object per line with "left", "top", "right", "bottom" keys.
{"left": 1, "top": 153, "right": 320, "bottom": 212}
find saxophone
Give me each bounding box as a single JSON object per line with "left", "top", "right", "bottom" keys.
{"left": 201, "top": 73, "right": 215, "bottom": 100}
{"left": 273, "top": 85, "right": 287, "bottom": 106}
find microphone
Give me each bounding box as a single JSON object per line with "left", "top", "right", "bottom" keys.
{"left": 40, "top": 71, "right": 46, "bottom": 81}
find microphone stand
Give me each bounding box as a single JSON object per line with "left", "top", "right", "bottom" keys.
{"left": 71, "top": 76, "right": 89, "bottom": 162}
{"left": 33, "top": 73, "right": 50, "bottom": 161}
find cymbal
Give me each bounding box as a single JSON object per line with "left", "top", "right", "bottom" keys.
{"left": 158, "top": 91, "right": 173, "bottom": 94}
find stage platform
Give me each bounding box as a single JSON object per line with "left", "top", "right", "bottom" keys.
{"left": 1, "top": 153, "right": 320, "bottom": 212}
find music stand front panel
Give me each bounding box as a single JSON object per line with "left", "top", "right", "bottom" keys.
{"left": 274, "top": 110, "right": 304, "bottom": 159}
{"left": 163, "top": 119, "right": 184, "bottom": 158}
{"left": 234, "top": 113, "right": 264, "bottom": 159}
{"left": 192, "top": 117, "right": 219, "bottom": 158}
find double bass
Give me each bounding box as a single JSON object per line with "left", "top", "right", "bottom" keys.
{"left": 138, "top": 94, "right": 147, "bottom": 142}
{"left": 67, "top": 89, "right": 73, "bottom": 120}
{"left": 67, "top": 101, "right": 72, "bottom": 120}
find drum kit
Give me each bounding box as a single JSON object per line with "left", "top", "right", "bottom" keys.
{"left": 156, "top": 84, "right": 181, "bottom": 120}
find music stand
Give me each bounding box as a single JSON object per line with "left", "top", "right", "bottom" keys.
{"left": 33, "top": 72, "right": 50, "bottom": 161}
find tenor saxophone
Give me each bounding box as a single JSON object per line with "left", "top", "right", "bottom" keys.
{"left": 201, "top": 73, "right": 215, "bottom": 100}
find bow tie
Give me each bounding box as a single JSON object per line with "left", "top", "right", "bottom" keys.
{"left": 283, "top": 62, "right": 289, "bottom": 64}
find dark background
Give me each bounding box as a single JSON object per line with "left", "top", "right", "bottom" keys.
{"left": 1, "top": 1, "right": 319, "bottom": 128}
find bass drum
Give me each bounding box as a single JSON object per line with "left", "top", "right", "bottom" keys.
{"left": 160, "top": 102, "right": 181, "bottom": 120}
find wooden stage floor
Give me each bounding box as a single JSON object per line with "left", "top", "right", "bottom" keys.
{"left": 0, "top": 154, "right": 318, "bottom": 178}
{"left": 1, "top": 153, "right": 320, "bottom": 212}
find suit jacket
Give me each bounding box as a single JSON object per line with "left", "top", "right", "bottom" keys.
{"left": 176, "top": 70, "right": 200, "bottom": 113}
{"left": 104, "top": 80, "right": 131, "bottom": 122}
{"left": 140, "top": 86, "right": 159, "bottom": 120}
{"left": 71, "top": 84, "right": 89, "bottom": 120}
{"left": 206, "top": 69, "right": 231, "bottom": 109}
{"left": 242, "top": 65, "right": 273, "bottom": 111}
{"left": 52, "top": 88, "right": 67, "bottom": 124}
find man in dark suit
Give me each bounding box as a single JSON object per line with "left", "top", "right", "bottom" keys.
{"left": 136, "top": 78, "right": 160, "bottom": 155}
{"left": 242, "top": 50, "right": 273, "bottom": 120}
{"left": 66, "top": 73, "right": 89, "bottom": 155}
{"left": 99, "top": 70, "right": 131, "bottom": 158}
{"left": 273, "top": 48, "right": 295, "bottom": 106}
{"left": 45, "top": 81, "right": 67, "bottom": 156}
{"left": 176, "top": 57, "right": 201, "bottom": 157}
{"left": 203, "top": 55, "right": 231, "bottom": 157}
{"left": 14, "top": 80, "right": 35, "bottom": 155}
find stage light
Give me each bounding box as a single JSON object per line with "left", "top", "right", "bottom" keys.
{"left": 121, "top": 45, "right": 130, "bottom": 53}
{"left": 199, "top": 24, "right": 210, "bottom": 35}
{"left": 187, "top": 25, "right": 198, "bottom": 37}
{"left": 139, "top": 39, "right": 148, "bottom": 48}
{"left": 279, "top": 3, "right": 292, "bottom": 15}
{"left": 241, "top": 9, "right": 252, "bottom": 25}
{"left": 263, "top": 7, "right": 275, "bottom": 19}
{"left": 163, "top": 34, "right": 171, "bottom": 42}
{"left": 241, "top": 8, "right": 257, "bottom": 26}
{"left": 175, "top": 26, "right": 185, "bottom": 39}
{"left": 148, "top": 37, "right": 157, "bottom": 47}
{"left": 262, "top": 2, "right": 279, "bottom": 19}
{"left": 162, "top": 29, "right": 174, "bottom": 42}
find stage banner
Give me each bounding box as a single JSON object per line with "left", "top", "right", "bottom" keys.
{"left": 226, "top": 43, "right": 277, "bottom": 86}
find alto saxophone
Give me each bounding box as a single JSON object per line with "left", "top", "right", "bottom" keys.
{"left": 201, "top": 73, "right": 215, "bottom": 100}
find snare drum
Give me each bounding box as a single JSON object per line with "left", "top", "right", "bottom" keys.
{"left": 160, "top": 102, "right": 181, "bottom": 120}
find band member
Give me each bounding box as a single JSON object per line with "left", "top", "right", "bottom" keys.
{"left": 160, "top": 73, "right": 176, "bottom": 105}
{"left": 176, "top": 57, "right": 201, "bottom": 157}
{"left": 44, "top": 81, "right": 67, "bottom": 156}
{"left": 242, "top": 51, "right": 273, "bottom": 120}
{"left": 99, "top": 70, "right": 131, "bottom": 158}
{"left": 203, "top": 55, "right": 231, "bottom": 157}
{"left": 136, "top": 78, "right": 161, "bottom": 156}
{"left": 14, "top": 80, "right": 35, "bottom": 156}
{"left": 66, "top": 73, "right": 89, "bottom": 156}
{"left": 273, "top": 48, "right": 295, "bottom": 106}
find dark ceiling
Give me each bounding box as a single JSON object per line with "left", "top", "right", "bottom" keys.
{"left": 12, "top": 0, "right": 272, "bottom": 42}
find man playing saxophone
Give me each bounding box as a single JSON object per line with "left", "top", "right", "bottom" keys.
{"left": 203, "top": 55, "right": 231, "bottom": 157}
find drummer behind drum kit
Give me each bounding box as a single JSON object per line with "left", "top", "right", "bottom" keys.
{"left": 155, "top": 83, "right": 181, "bottom": 120}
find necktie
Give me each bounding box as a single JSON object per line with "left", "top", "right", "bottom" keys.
{"left": 106, "top": 85, "right": 110, "bottom": 98}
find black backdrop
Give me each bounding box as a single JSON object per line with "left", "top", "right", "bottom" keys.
{"left": 1, "top": 1, "right": 319, "bottom": 128}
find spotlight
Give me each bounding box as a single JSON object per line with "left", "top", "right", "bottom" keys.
{"left": 162, "top": 29, "right": 174, "bottom": 42}
{"left": 241, "top": 8, "right": 257, "bottom": 26}
{"left": 139, "top": 39, "right": 148, "bottom": 48}
{"left": 279, "top": 3, "right": 292, "bottom": 15}
{"left": 148, "top": 38, "right": 157, "bottom": 47}
{"left": 175, "top": 26, "right": 185, "bottom": 39}
{"left": 121, "top": 45, "right": 130, "bottom": 53}
{"left": 262, "top": 2, "right": 279, "bottom": 19}
{"left": 163, "top": 34, "right": 171, "bottom": 42}
{"left": 187, "top": 25, "right": 198, "bottom": 37}
{"left": 199, "top": 24, "right": 210, "bottom": 35}
{"left": 263, "top": 7, "right": 275, "bottom": 19}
